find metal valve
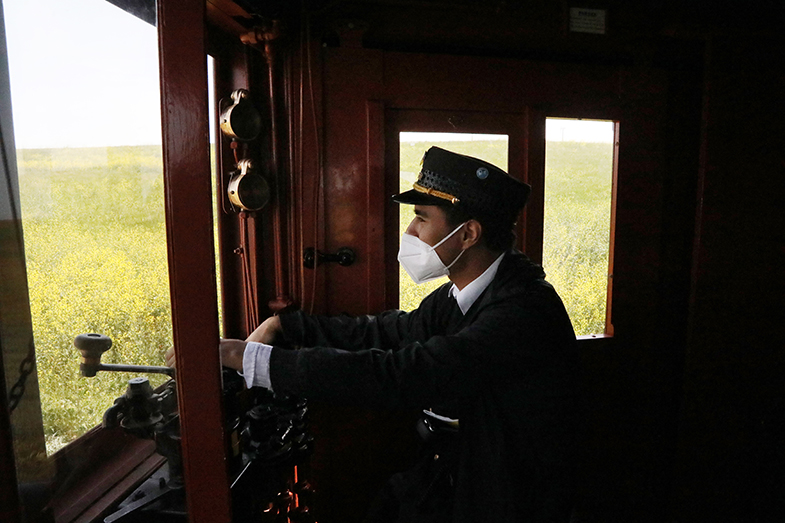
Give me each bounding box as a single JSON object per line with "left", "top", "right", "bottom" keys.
{"left": 103, "top": 377, "right": 164, "bottom": 432}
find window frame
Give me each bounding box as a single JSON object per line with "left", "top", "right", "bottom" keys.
{"left": 543, "top": 117, "right": 619, "bottom": 338}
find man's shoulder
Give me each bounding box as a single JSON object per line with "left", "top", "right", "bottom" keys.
{"left": 495, "top": 250, "right": 547, "bottom": 288}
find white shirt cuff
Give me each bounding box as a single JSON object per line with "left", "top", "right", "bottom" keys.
{"left": 240, "top": 341, "right": 274, "bottom": 391}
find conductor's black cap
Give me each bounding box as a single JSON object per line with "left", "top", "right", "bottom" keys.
{"left": 392, "top": 146, "right": 531, "bottom": 223}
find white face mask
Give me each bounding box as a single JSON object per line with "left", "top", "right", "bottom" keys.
{"left": 397, "top": 222, "right": 467, "bottom": 284}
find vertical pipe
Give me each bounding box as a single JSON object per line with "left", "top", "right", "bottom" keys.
{"left": 265, "top": 35, "right": 294, "bottom": 314}
{"left": 284, "top": 47, "right": 301, "bottom": 307}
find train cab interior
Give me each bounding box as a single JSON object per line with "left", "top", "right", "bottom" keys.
{"left": 1, "top": 0, "right": 783, "bottom": 521}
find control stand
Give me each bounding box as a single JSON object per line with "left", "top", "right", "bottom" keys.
{"left": 73, "top": 333, "right": 315, "bottom": 522}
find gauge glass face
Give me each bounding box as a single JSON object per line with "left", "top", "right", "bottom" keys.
{"left": 238, "top": 175, "right": 271, "bottom": 210}
{"left": 227, "top": 102, "right": 263, "bottom": 141}
{"left": 220, "top": 92, "right": 262, "bottom": 142}
{"left": 229, "top": 174, "right": 270, "bottom": 211}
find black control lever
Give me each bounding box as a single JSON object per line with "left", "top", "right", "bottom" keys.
{"left": 303, "top": 247, "right": 356, "bottom": 269}
{"left": 74, "top": 333, "right": 175, "bottom": 378}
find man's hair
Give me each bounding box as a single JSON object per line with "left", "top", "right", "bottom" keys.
{"left": 442, "top": 204, "right": 517, "bottom": 253}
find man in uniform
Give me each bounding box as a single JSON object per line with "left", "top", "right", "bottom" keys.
{"left": 193, "top": 146, "right": 579, "bottom": 522}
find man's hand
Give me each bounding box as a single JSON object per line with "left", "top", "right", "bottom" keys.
{"left": 247, "top": 315, "right": 282, "bottom": 344}
{"left": 165, "top": 340, "right": 247, "bottom": 372}
{"left": 219, "top": 338, "right": 248, "bottom": 371}
{"left": 165, "top": 315, "right": 280, "bottom": 371}
{"left": 165, "top": 346, "right": 176, "bottom": 368}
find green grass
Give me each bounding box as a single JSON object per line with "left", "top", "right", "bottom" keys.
{"left": 543, "top": 141, "right": 613, "bottom": 336}
{"left": 17, "top": 145, "right": 172, "bottom": 454}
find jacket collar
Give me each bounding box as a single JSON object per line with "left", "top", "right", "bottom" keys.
{"left": 449, "top": 252, "right": 506, "bottom": 314}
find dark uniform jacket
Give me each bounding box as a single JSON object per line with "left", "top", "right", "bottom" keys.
{"left": 271, "top": 250, "right": 579, "bottom": 522}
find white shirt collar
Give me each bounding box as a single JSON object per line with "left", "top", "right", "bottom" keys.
{"left": 449, "top": 252, "right": 505, "bottom": 314}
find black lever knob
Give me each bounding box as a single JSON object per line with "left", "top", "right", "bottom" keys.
{"left": 74, "top": 333, "right": 175, "bottom": 378}
{"left": 74, "top": 333, "right": 112, "bottom": 377}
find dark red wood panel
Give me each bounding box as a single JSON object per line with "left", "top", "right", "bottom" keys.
{"left": 674, "top": 35, "right": 785, "bottom": 523}
{"left": 322, "top": 48, "right": 384, "bottom": 317}
{"left": 366, "top": 100, "right": 387, "bottom": 313}
{"left": 158, "top": 0, "right": 231, "bottom": 521}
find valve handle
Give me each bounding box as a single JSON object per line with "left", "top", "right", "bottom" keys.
{"left": 74, "top": 333, "right": 175, "bottom": 378}
{"left": 74, "top": 333, "right": 112, "bottom": 377}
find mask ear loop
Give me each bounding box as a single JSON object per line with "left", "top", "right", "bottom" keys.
{"left": 444, "top": 246, "right": 466, "bottom": 271}
{"left": 433, "top": 221, "right": 469, "bottom": 271}
{"left": 431, "top": 221, "right": 468, "bottom": 251}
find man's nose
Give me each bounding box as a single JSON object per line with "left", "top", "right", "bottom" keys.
{"left": 405, "top": 220, "right": 418, "bottom": 236}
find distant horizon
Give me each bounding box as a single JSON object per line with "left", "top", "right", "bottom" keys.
{"left": 16, "top": 143, "right": 164, "bottom": 151}
{"left": 15, "top": 134, "right": 612, "bottom": 152}
{"left": 402, "top": 120, "right": 614, "bottom": 145}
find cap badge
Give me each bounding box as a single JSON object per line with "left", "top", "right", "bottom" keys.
{"left": 476, "top": 167, "right": 489, "bottom": 180}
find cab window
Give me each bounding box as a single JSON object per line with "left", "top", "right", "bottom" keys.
{"left": 4, "top": 0, "right": 168, "bottom": 454}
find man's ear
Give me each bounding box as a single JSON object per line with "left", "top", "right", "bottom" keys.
{"left": 461, "top": 219, "right": 483, "bottom": 248}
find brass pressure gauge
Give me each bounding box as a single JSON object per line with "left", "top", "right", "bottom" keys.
{"left": 220, "top": 89, "right": 262, "bottom": 142}
{"left": 228, "top": 159, "right": 270, "bottom": 211}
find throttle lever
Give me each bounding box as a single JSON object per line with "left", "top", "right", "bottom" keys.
{"left": 74, "top": 333, "right": 175, "bottom": 378}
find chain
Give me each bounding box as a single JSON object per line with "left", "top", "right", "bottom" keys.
{"left": 8, "top": 339, "right": 36, "bottom": 413}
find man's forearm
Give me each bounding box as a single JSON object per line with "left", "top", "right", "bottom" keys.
{"left": 219, "top": 338, "right": 248, "bottom": 371}
{"left": 246, "top": 315, "right": 283, "bottom": 343}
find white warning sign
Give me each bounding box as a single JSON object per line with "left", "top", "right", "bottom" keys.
{"left": 569, "top": 8, "right": 607, "bottom": 34}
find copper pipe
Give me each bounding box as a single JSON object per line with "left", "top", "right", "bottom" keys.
{"left": 284, "top": 50, "right": 300, "bottom": 306}
{"left": 243, "top": 22, "right": 294, "bottom": 314}
{"left": 264, "top": 34, "right": 294, "bottom": 314}
{"left": 239, "top": 211, "right": 259, "bottom": 331}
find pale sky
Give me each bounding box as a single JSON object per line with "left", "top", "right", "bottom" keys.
{"left": 3, "top": 0, "right": 161, "bottom": 148}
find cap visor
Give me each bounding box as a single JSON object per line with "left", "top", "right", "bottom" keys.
{"left": 391, "top": 189, "right": 449, "bottom": 206}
